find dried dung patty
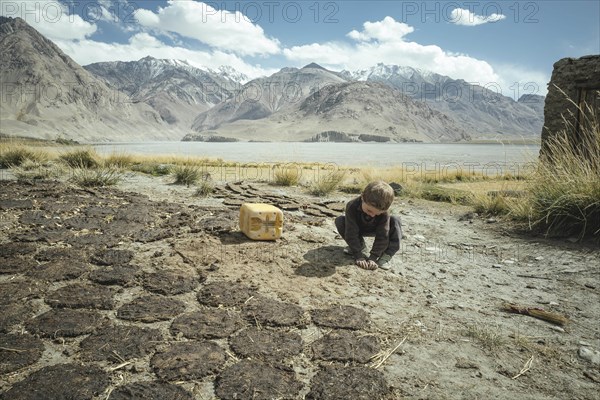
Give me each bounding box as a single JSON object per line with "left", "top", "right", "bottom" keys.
{"left": 0, "top": 199, "right": 33, "bottom": 210}
{"left": 0, "top": 334, "right": 44, "bottom": 374}
{"left": 197, "top": 281, "right": 256, "bottom": 308}
{"left": 117, "top": 295, "right": 186, "bottom": 323}
{"left": 18, "top": 210, "right": 53, "bottom": 226}
{"left": 0, "top": 363, "right": 110, "bottom": 400}
{"left": 0, "top": 303, "right": 35, "bottom": 333}
{"left": 88, "top": 265, "right": 138, "bottom": 286}
{"left": 242, "top": 296, "right": 305, "bottom": 327}
{"left": 215, "top": 360, "right": 302, "bottom": 400}
{"left": 26, "top": 260, "right": 88, "bottom": 282}
{"left": 34, "top": 247, "right": 85, "bottom": 262}
{"left": 79, "top": 325, "right": 162, "bottom": 362}
{"left": 25, "top": 309, "right": 103, "bottom": 337}
{"left": 109, "top": 381, "right": 194, "bottom": 400}
{"left": 307, "top": 365, "right": 391, "bottom": 400}
{"left": 45, "top": 283, "right": 115, "bottom": 310}
{"left": 0, "top": 281, "right": 43, "bottom": 305}
{"left": 150, "top": 341, "right": 227, "bottom": 381}
{"left": 311, "top": 330, "right": 380, "bottom": 364}
{"left": 90, "top": 249, "right": 134, "bottom": 266}
{"left": 0, "top": 256, "right": 35, "bottom": 274}
{"left": 0, "top": 242, "right": 36, "bottom": 257}
{"left": 170, "top": 309, "right": 245, "bottom": 339}
{"left": 141, "top": 270, "right": 203, "bottom": 295}
{"left": 229, "top": 327, "right": 303, "bottom": 362}
{"left": 310, "top": 305, "right": 371, "bottom": 330}
{"left": 132, "top": 228, "right": 174, "bottom": 243}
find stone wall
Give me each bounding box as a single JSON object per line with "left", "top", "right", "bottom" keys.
{"left": 541, "top": 55, "right": 600, "bottom": 156}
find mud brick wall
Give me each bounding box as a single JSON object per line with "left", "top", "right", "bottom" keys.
{"left": 541, "top": 55, "right": 600, "bottom": 156}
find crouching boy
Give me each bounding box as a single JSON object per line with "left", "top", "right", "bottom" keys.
{"left": 335, "top": 181, "right": 402, "bottom": 270}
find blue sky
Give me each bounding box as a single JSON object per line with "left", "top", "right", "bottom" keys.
{"left": 1, "top": 0, "right": 599, "bottom": 98}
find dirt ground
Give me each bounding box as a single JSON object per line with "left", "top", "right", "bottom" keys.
{"left": 0, "top": 171, "right": 599, "bottom": 400}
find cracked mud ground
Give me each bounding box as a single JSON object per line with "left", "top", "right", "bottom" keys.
{"left": 0, "top": 176, "right": 599, "bottom": 399}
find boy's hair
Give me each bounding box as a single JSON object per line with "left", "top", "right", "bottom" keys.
{"left": 361, "top": 181, "right": 394, "bottom": 211}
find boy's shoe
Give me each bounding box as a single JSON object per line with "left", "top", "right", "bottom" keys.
{"left": 377, "top": 254, "right": 393, "bottom": 270}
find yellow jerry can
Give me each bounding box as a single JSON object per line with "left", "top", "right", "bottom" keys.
{"left": 239, "top": 203, "right": 283, "bottom": 240}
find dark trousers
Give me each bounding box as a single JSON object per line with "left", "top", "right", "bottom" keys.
{"left": 334, "top": 215, "right": 402, "bottom": 256}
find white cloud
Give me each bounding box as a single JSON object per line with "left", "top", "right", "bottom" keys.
{"left": 284, "top": 17, "right": 500, "bottom": 84}
{"left": 449, "top": 8, "right": 506, "bottom": 26}
{"left": 52, "top": 34, "right": 274, "bottom": 79}
{"left": 492, "top": 63, "right": 550, "bottom": 98}
{"left": 135, "top": 0, "right": 280, "bottom": 56}
{"left": 0, "top": 0, "right": 96, "bottom": 40}
{"left": 347, "top": 16, "right": 414, "bottom": 42}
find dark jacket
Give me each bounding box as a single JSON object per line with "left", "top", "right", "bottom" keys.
{"left": 344, "top": 196, "right": 390, "bottom": 260}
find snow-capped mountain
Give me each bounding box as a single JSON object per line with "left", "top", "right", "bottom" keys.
{"left": 341, "top": 63, "right": 545, "bottom": 138}
{"left": 0, "top": 17, "right": 177, "bottom": 142}
{"left": 84, "top": 56, "right": 248, "bottom": 128}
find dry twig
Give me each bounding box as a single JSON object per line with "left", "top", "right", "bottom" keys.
{"left": 371, "top": 336, "right": 407, "bottom": 369}
{"left": 512, "top": 355, "right": 534, "bottom": 379}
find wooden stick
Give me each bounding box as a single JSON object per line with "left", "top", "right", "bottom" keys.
{"left": 502, "top": 303, "right": 569, "bottom": 326}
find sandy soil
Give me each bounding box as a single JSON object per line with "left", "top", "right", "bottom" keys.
{"left": 0, "top": 171, "right": 599, "bottom": 400}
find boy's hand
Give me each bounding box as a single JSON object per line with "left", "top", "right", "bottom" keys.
{"left": 355, "top": 258, "right": 378, "bottom": 270}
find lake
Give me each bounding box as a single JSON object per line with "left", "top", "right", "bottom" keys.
{"left": 93, "top": 142, "right": 540, "bottom": 172}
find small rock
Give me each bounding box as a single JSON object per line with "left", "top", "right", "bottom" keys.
{"left": 492, "top": 264, "right": 502, "bottom": 268}
{"left": 455, "top": 358, "right": 479, "bottom": 369}
{"left": 579, "top": 341, "right": 591, "bottom": 347}
{"left": 486, "top": 218, "right": 497, "bottom": 223}
{"left": 413, "top": 234, "right": 426, "bottom": 242}
{"left": 549, "top": 301, "right": 560, "bottom": 306}
{"left": 502, "top": 259, "right": 515, "bottom": 265}
{"left": 550, "top": 326, "right": 565, "bottom": 333}
{"left": 584, "top": 283, "right": 596, "bottom": 289}
{"left": 534, "top": 256, "right": 544, "bottom": 261}
{"left": 578, "top": 347, "right": 600, "bottom": 365}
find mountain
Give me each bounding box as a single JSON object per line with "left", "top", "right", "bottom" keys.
{"left": 341, "top": 63, "right": 545, "bottom": 139}
{"left": 191, "top": 63, "right": 346, "bottom": 132}
{"left": 84, "top": 57, "right": 246, "bottom": 129}
{"left": 0, "top": 17, "right": 181, "bottom": 142}
{"left": 191, "top": 80, "right": 470, "bottom": 142}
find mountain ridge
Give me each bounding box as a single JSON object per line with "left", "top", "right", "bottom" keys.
{"left": 0, "top": 17, "right": 545, "bottom": 143}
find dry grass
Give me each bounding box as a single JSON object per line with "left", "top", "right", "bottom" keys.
{"left": 272, "top": 164, "right": 301, "bottom": 186}
{"left": 464, "top": 323, "right": 505, "bottom": 350}
{"left": 521, "top": 96, "right": 599, "bottom": 239}
{"left": 308, "top": 169, "right": 346, "bottom": 196}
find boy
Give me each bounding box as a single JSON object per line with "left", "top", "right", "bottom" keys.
{"left": 335, "top": 181, "right": 402, "bottom": 270}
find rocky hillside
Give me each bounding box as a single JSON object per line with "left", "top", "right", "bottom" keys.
{"left": 341, "top": 63, "right": 545, "bottom": 139}
{"left": 191, "top": 63, "right": 346, "bottom": 132}
{"left": 191, "top": 80, "right": 470, "bottom": 142}
{"left": 84, "top": 57, "right": 246, "bottom": 130}
{"left": 0, "top": 17, "right": 182, "bottom": 142}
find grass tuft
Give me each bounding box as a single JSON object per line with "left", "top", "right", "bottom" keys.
{"left": 172, "top": 164, "right": 202, "bottom": 186}
{"left": 59, "top": 148, "right": 99, "bottom": 169}
{"left": 0, "top": 145, "right": 48, "bottom": 168}
{"left": 525, "top": 98, "right": 600, "bottom": 239}
{"left": 103, "top": 152, "right": 134, "bottom": 169}
{"left": 273, "top": 165, "right": 301, "bottom": 186}
{"left": 69, "top": 167, "right": 122, "bottom": 187}
{"left": 12, "top": 160, "right": 63, "bottom": 181}
{"left": 308, "top": 169, "right": 346, "bottom": 196}
{"left": 195, "top": 178, "right": 215, "bottom": 197}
